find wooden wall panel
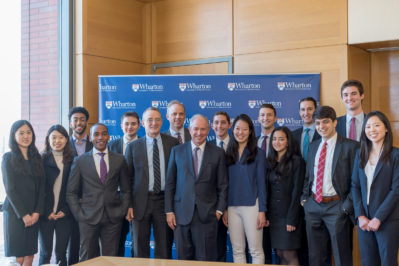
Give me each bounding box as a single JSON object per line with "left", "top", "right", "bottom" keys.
{"left": 78, "top": 0, "right": 149, "bottom": 63}
{"left": 234, "top": 0, "right": 347, "bottom": 55}
{"left": 151, "top": 0, "right": 233, "bottom": 63}
{"left": 234, "top": 45, "right": 348, "bottom": 115}
{"left": 392, "top": 122, "right": 399, "bottom": 147}
{"left": 75, "top": 54, "right": 146, "bottom": 124}
{"left": 154, "top": 62, "right": 229, "bottom": 74}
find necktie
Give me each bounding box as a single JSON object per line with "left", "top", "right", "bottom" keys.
{"left": 153, "top": 138, "right": 161, "bottom": 193}
{"left": 315, "top": 142, "right": 327, "bottom": 203}
{"left": 349, "top": 117, "right": 357, "bottom": 140}
{"left": 98, "top": 152, "right": 107, "bottom": 184}
{"left": 219, "top": 140, "right": 224, "bottom": 150}
{"left": 261, "top": 136, "right": 268, "bottom": 155}
{"left": 193, "top": 147, "right": 200, "bottom": 177}
{"left": 176, "top": 132, "right": 183, "bottom": 144}
{"left": 302, "top": 128, "right": 310, "bottom": 161}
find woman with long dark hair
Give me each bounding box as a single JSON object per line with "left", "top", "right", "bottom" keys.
{"left": 351, "top": 111, "right": 399, "bottom": 266}
{"left": 38, "top": 125, "right": 74, "bottom": 266}
{"left": 267, "top": 126, "right": 305, "bottom": 265}
{"left": 2, "top": 120, "right": 45, "bottom": 266}
{"left": 222, "top": 114, "right": 267, "bottom": 264}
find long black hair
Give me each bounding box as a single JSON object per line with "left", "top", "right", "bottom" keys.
{"left": 8, "top": 120, "right": 43, "bottom": 176}
{"left": 359, "top": 111, "right": 393, "bottom": 168}
{"left": 267, "top": 127, "right": 296, "bottom": 176}
{"left": 226, "top": 114, "right": 258, "bottom": 165}
{"left": 42, "top": 124, "right": 74, "bottom": 164}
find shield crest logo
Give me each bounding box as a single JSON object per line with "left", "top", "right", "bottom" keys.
{"left": 132, "top": 84, "right": 139, "bottom": 92}
{"left": 152, "top": 101, "right": 159, "bottom": 107}
{"left": 277, "top": 118, "right": 285, "bottom": 126}
{"left": 277, "top": 82, "right": 285, "bottom": 91}
{"left": 248, "top": 100, "right": 256, "bottom": 109}
{"left": 199, "top": 101, "right": 207, "bottom": 109}
{"left": 105, "top": 101, "right": 112, "bottom": 109}
{"left": 179, "top": 83, "right": 187, "bottom": 92}
{"left": 227, "top": 83, "right": 235, "bottom": 91}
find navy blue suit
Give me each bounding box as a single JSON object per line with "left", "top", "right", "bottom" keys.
{"left": 351, "top": 148, "right": 399, "bottom": 266}
{"left": 336, "top": 116, "right": 347, "bottom": 138}
{"left": 291, "top": 127, "right": 321, "bottom": 157}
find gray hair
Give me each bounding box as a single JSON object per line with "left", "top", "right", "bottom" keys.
{"left": 189, "top": 114, "right": 210, "bottom": 129}
{"left": 167, "top": 100, "right": 185, "bottom": 114}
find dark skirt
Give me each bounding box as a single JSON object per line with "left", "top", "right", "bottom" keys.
{"left": 3, "top": 209, "right": 38, "bottom": 257}
{"left": 269, "top": 216, "right": 302, "bottom": 250}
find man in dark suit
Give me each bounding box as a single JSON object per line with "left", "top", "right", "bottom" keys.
{"left": 125, "top": 107, "right": 179, "bottom": 258}
{"left": 108, "top": 111, "right": 140, "bottom": 257}
{"left": 163, "top": 100, "right": 191, "bottom": 144}
{"left": 336, "top": 79, "right": 365, "bottom": 141}
{"left": 67, "top": 106, "right": 93, "bottom": 264}
{"left": 165, "top": 114, "right": 228, "bottom": 261}
{"left": 108, "top": 111, "right": 140, "bottom": 155}
{"left": 210, "top": 111, "right": 231, "bottom": 262}
{"left": 67, "top": 123, "right": 131, "bottom": 261}
{"left": 300, "top": 106, "right": 359, "bottom": 266}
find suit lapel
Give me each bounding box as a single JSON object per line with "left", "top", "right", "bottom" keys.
{"left": 197, "top": 143, "right": 210, "bottom": 178}
{"left": 309, "top": 139, "right": 321, "bottom": 182}
{"left": 87, "top": 151, "right": 103, "bottom": 186}
{"left": 141, "top": 137, "right": 149, "bottom": 180}
{"left": 331, "top": 137, "right": 342, "bottom": 179}
{"left": 186, "top": 143, "right": 196, "bottom": 179}
{"left": 372, "top": 159, "right": 383, "bottom": 183}
{"left": 106, "top": 151, "right": 115, "bottom": 185}
{"left": 119, "top": 138, "right": 124, "bottom": 154}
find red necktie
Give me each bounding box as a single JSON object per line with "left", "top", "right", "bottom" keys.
{"left": 349, "top": 117, "right": 356, "bottom": 140}
{"left": 315, "top": 142, "right": 327, "bottom": 203}
{"left": 176, "top": 132, "right": 183, "bottom": 144}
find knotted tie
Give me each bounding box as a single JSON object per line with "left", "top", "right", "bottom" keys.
{"left": 193, "top": 147, "right": 200, "bottom": 177}
{"left": 349, "top": 117, "right": 357, "bottom": 140}
{"left": 315, "top": 142, "right": 327, "bottom": 203}
{"left": 153, "top": 138, "right": 161, "bottom": 193}
{"left": 176, "top": 132, "right": 183, "bottom": 144}
{"left": 98, "top": 152, "right": 107, "bottom": 184}
{"left": 303, "top": 128, "right": 310, "bottom": 161}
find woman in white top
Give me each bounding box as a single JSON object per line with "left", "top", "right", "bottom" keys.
{"left": 39, "top": 125, "right": 74, "bottom": 266}
{"left": 351, "top": 111, "right": 399, "bottom": 266}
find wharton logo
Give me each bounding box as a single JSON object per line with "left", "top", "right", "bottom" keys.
{"left": 99, "top": 119, "right": 117, "bottom": 126}
{"left": 105, "top": 101, "right": 113, "bottom": 109}
{"left": 131, "top": 83, "right": 164, "bottom": 92}
{"left": 277, "top": 118, "right": 285, "bottom": 126}
{"left": 179, "top": 82, "right": 211, "bottom": 92}
{"left": 276, "top": 81, "right": 312, "bottom": 91}
{"left": 227, "top": 82, "right": 261, "bottom": 91}
{"left": 106, "top": 101, "right": 136, "bottom": 110}
{"left": 276, "top": 117, "right": 302, "bottom": 127}
{"left": 248, "top": 100, "right": 282, "bottom": 109}
{"left": 99, "top": 84, "right": 117, "bottom": 92}
{"left": 179, "top": 83, "right": 187, "bottom": 92}
{"left": 152, "top": 100, "right": 169, "bottom": 109}
{"left": 199, "top": 100, "right": 232, "bottom": 109}
{"left": 248, "top": 100, "right": 256, "bottom": 108}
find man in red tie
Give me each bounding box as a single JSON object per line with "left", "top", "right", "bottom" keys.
{"left": 336, "top": 80, "right": 365, "bottom": 141}
{"left": 300, "top": 106, "right": 359, "bottom": 266}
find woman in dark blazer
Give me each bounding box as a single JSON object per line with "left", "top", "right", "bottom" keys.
{"left": 351, "top": 111, "right": 399, "bottom": 266}
{"left": 38, "top": 125, "right": 74, "bottom": 266}
{"left": 222, "top": 114, "right": 267, "bottom": 264}
{"left": 2, "top": 120, "right": 45, "bottom": 266}
{"left": 266, "top": 126, "right": 305, "bottom": 266}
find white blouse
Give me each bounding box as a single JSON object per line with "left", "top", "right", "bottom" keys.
{"left": 365, "top": 161, "right": 377, "bottom": 205}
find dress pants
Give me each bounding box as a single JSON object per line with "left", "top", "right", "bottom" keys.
{"left": 304, "top": 197, "right": 352, "bottom": 266}
{"left": 217, "top": 218, "right": 228, "bottom": 261}
{"left": 78, "top": 211, "right": 122, "bottom": 262}
{"left": 67, "top": 217, "right": 80, "bottom": 265}
{"left": 39, "top": 217, "right": 72, "bottom": 266}
{"left": 117, "top": 219, "right": 131, "bottom": 257}
{"left": 132, "top": 193, "right": 173, "bottom": 259}
{"left": 174, "top": 206, "right": 219, "bottom": 261}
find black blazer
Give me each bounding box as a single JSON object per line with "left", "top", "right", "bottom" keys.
{"left": 351, "top": 148, "right": 399, "bottom": 222}
{"left": 67, "top": 150, "right": 131, "bottom": 225}
{"left": 42, "top": 153, "right": 72, "bottom": 218}
{"left": 69, "top": 135, "right": 93, "bottom": 157}
{"left": 163, "top": 128, "right": 191, "bottom": 143}
{"left": 291, "top": 127, "right": 321, "bottom": 156}
{"left": 1, "top": 152, "right": 45, "bottom": 218}
{"left": 301, "top": 135, "right": 359, "bottom": 215}
{"left": 125, "top": 134, "right": 179, "bottom": 220}
{"left": 336, "top": 115, "right": 347, "bottom": 138}
{"left": 108, "top": 138, "right": 124, "bottom": 155}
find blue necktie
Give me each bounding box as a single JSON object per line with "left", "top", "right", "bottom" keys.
{"left": 302, "top": 128, "right": 310, "bottom": 161}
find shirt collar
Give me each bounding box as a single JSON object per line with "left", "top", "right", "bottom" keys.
{"left": 216, "top": 135, "right": 230, "bottom": 145}
{"left": 72, "top": 134, "right": 88, "bottom": 142}
{"left": 346, "top": 112, "right": 364, "bottom": 123}
{"left": 123, "top": 135, "right": 137, "bottom": 145}
{"left": 191, "top": 141, "right": 206, "bottom": 152}
{"left": 303, "top": 123, "right": 316, "bottom": 131}
{"left": 146, "top": 134, "right": 161, "bottom": 144}
{"left": 169, "top": 127, "right": 184, "bottom": 137}
{"left": 93, "top": 146, "right": 108, "bottom": 155}
{"left": 322, "top": 132, "right": 338, "bottom": 146}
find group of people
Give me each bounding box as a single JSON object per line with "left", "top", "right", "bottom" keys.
{"left": 2, "top": 80, "right": 398, "bottom": 266}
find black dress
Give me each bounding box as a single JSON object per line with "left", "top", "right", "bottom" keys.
{"left": 2, "top": 152, "right": 45, "bottom": 257}
{"left": 267, "top": 155, "right": 305, "bottom": 250}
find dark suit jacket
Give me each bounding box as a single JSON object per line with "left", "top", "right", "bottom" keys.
{"left": 108, "top": 138, "right": 124, "bottom": 155}
{"left": 125, "top": 134, "right": 179, "bottom": 220}
{"left": 351, "top": 148, "right": 399, "bottom": 222}
{"left": 165, "top": 142, "right": 228, "bottom": 225}
{"left": 163, "top": 128, "right": 191, "bottom": 143}
{"left": 336, "top": 116, "right": 347, "bottom": 138}
{"left": 301, "top": 134, "right": 359, "bottom": 215}
{"left": 69, "top": 135, "right": 93, "bottom": 157}
{"left": 66, "top": 150, "right": 131, "bottom": 225}
{"left": 291, "top": 127, "right": 321, "bottom": 156}
{"left": 42, "top": 153, "right": 72, "bottom": 218}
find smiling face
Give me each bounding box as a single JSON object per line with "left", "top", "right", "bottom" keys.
{"left": 91, "top": 124, "right": 110, "bottom": 152}
{"left": 315, "top": 118, "right": 337, "bottom": 141}
{"left": 212, "top": 114, "right": 231, "bottom": 140}
{"left": 166, "top": 104, "right": 186, "bottom": 131}
{"left": 70, "top": 112, "right": 88, "bottom": 136}
{"left": 341, "top": 86, "right": 364, "bottom": 113}
{"left": 121, "top": 116, "right": 140, "bottom": 139}
{"left": 258, "top": 107, "right": 277, "bottom": 131}
{"left": 15, "top": 124, "right": 33, "bottom": 150}
{"left": 272, "top": 130, "right": 288, "bottom": 155}
{"left": 233, "top": 119, "right": 250, "bottom": 146}
{"left": 142, "top": 109, "right": 163, "bottom": 138}
{"left": 49, "top": 130, "right": 67, "bottom": 152}
{"left": 189, "top": 116, "right": 210, "bottom": 146}
{"left": 365, "top": 115, "right": 386, "bottom": 145}
{"left": 299, "top": 100, "right": 316, "bottom": 126}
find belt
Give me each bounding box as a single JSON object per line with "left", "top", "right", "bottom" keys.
{"left": 148, "top": 191, "right": 164, "bottom": 196}
{"left": 312, "top": 193, "right": 340, "bottom": 203}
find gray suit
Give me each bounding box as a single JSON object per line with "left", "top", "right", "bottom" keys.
{"left": 67, "top": 150, "right": 131, "bottom": 261}
{"left": 125, "top": 134, "right": 179, "bottom": 258}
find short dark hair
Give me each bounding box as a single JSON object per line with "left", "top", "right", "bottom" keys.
{"left": 299, "top": 97, "right": 317, "bottom": 109}
{"left": 212, "top": 111, "right": 231, "bottom": 124}
{"left": 340, "top": 79, "right": 364, "bottom": 97}
{"left": 314, "top": 106, "right": 337, "bottom": 121}
{"left": 121, "top": 111, "right": 140, "bottom": 123}
{"left": 259, "top": 103, "right": 276, "bottom": 116}
{"left": 68, "top": 106, "right": 89, "bottom": 121}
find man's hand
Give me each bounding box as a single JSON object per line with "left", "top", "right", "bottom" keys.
{"left": 167, "top": 213, "right": 176, "bottom": 230}
{"left": 286, "top": 225, "right": 296, "bottom": 232}
{"left": 257, "top": 212, "right": 267, "bottom": 229}
{"left": 126, "top": 208, "right": 134, "bottom": 222}
{"left": 216, "top": 211, "right": 222, "bottom": 221}
{"left": 22, "top": 214, "right": 33, "bottom": 227}
{"left": 367, "top": 217, "right": 381, "bottom": 232}
{"left": 48, "top": 212, "right": 57, "bottom": 221}
{"left": 222, "top": 210, "right": 228, "bottom": 227}
{"left": 31, "top": 212, "right": 40, "bottom": 225}
{"left": 358, "top": 215, "right": 370, "bottom": 231}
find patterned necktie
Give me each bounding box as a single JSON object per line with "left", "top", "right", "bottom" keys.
{"left": 153, "top": 138, "right": 161, "bottom": 193}
{"left": 261, "top": 136, "right": 268, "bottom": 154}
{"left": 349, "top": 117, "right": 357, "bottom": 140}
{"left": 302, "top": 128, "right": 310, "bottom": 161}
{"left": 98, "top": 152, "right": 107, "bottom": 184}
{"left": 315, "top": 142, "right": 327, "bottom": 203}
{"left": 219, "top": 140, "right": 224, "bottom": 150}
{"left": 193, "top": 147, "right": 200, "bottom": 177}
{"left": 176, "top": 132, "right": 183, "bottom": 144}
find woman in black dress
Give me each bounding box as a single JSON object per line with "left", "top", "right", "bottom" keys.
{"left": 2, "top": 120, "right": 45, "bottom": 266}
{"left": 266, "top": 126, "right": 305, "bottom": 265}
{"left": 39, "top": 125, "right": 74, "bottom": 266}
